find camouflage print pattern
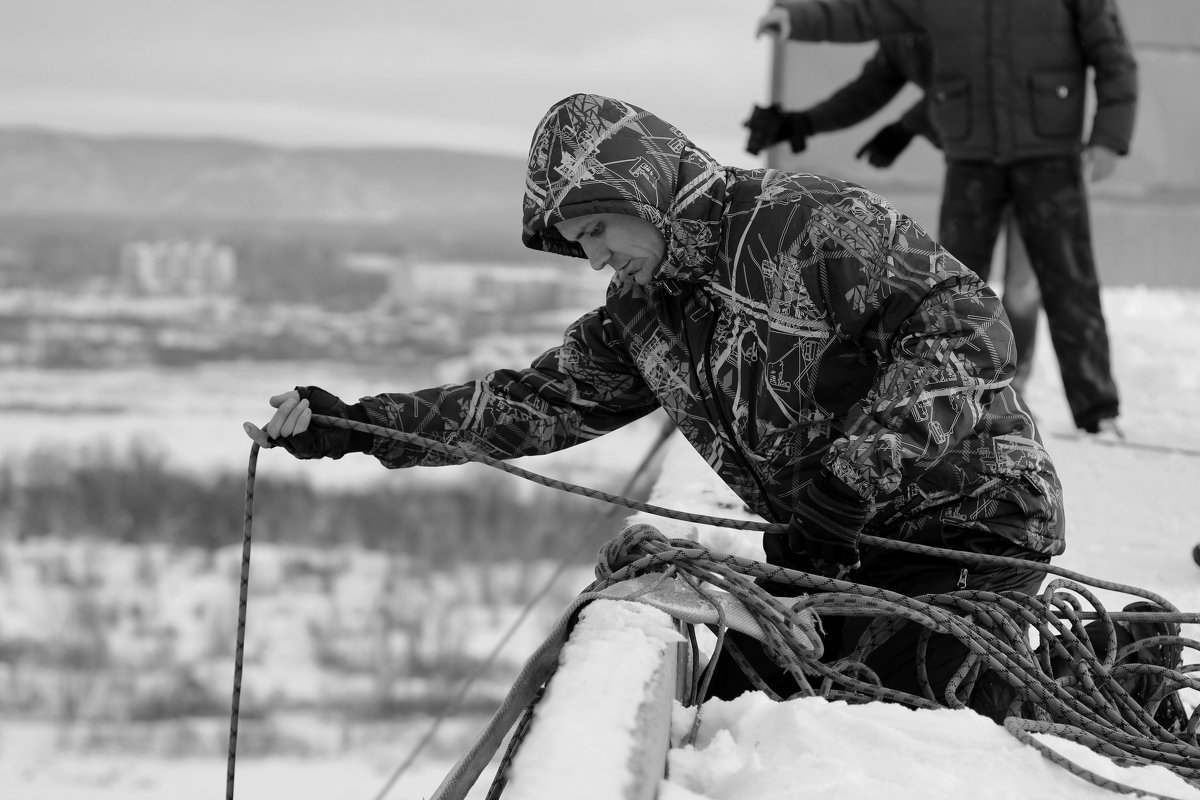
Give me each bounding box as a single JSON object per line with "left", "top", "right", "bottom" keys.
{"left": 938, "top": 158, "right": 1119, "bottom": 429}
{"left": 358, "top": 94, "right": 1066, "bottom": 561}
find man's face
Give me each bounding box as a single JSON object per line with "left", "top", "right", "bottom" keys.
{"left": 554, "top": 213, "right": 666, "bottom": 286}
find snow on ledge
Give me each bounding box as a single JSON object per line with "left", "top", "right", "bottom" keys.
{"left": 503, "top": 600, "right": 684, "bottom": 800}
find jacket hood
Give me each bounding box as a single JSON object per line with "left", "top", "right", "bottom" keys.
{"left": 522, "top": 93, "right": 728, "bottom": 287}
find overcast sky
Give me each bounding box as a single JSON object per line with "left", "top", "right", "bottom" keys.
{"left": 0, "top": 0, "right": 778, "bottom": 166}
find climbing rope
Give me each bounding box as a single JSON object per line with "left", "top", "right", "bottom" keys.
{"left": 228, "top": 416, "right": 1200, "bottom": 800}
{"left": 226, "top": 442, "right": 260, "bottom": 800}
{"left": 589, "top": 526, "right": 1200, "bottom": 797}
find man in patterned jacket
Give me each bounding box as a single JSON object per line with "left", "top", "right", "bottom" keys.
{"left": 246, "top": 93, "right": 1064, "bottom": 717}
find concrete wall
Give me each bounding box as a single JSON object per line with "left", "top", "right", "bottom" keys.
{"left": 769, "top": 1, "right": 1200, "bottom": 289}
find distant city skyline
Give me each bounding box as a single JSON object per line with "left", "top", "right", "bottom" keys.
{"left": 0, "top": 0, "right": 774, "bottom": 166}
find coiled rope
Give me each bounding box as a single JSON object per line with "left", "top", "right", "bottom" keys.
{"left": 228, "top": 415, "right": 1200, "bottom": 800}
{"left": 589, "top": 526, "right": 1200, "bottom": 799}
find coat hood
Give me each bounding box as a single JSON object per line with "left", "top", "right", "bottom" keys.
{"left": 522, "top": 93, "right": 728, "bottom": 287}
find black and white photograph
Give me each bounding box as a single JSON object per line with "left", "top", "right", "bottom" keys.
{"left": 2, "top": 2, "right": 1199, "bottom": 799}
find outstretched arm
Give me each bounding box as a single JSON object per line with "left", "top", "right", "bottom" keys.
{"left": 353, "top": 307, "right": 659, "bottom": 469}
{"left": 802, "top": 46, "right": 911, "bottom": 135}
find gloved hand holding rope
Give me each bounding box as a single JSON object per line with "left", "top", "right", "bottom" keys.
{"left": 244, "top": 386, "right": 372, "bottom": 459}
{"left": 788, "top": 474, "right": 871, "bottom": 579}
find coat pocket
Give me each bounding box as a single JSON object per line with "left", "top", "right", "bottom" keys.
{"left": 930, "top": 75, "right": 971, "bottom": 141}
{"left": 1030, "top": 71, "right": 1085, "bottom": 138}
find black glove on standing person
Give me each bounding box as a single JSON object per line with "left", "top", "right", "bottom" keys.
{"left": 273, "top": 386, "right": 374, "bottom": 460}
{"left": 744, "top": 104, "right": 783, "bottom": 156}
{"left": 787, "top": 474, "right": 871, "bottom": 578}
{"left": 782, "top": 111, "right": 814, "bottom": 155}
{"left": 744, "top": 104, "right": 815, "bottom": 156}
{"left": 855, "top": 120, "right": 915, "bottom": 168}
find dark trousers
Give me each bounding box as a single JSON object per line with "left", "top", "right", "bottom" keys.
{"left": 938, "top": 157, "right": 1119, "bottom": 429}
{"left": 703, "top": 546, "right": 1046, "bottom": 722}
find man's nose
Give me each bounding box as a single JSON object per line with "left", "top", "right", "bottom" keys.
{"left": 582, "top": 242, "right": 610, "bottom": 271}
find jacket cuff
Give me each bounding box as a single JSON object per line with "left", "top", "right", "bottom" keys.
{"left": 806, "top": 472, "right": 871, "bottom": 527}
{"left": 345, "top": 403, "right": 374, "bottom": 453}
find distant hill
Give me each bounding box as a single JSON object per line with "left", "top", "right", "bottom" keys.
{"left": 2, "top": 117, "right": 1198, "bottom": 285}
{"left": 0, "top": 127, "right": 537, "bottom": 262}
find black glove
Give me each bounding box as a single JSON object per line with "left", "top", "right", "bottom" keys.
{"left": 787, "top": 474, "right": 871, "bottom": 578}
{"left": 744, "top": 103, "right": 785, "bottom": 155}
{"left": 744, "top": 105, "right": 814, "bottom": 156}
{"left": 855, "top": 121, "right": 915, "bottom": 168}
{"left": 273, "top": 386, "right": 373, "bottom": 460}
{"left": 782, "top": 111, "right": 814, "bottom": 155}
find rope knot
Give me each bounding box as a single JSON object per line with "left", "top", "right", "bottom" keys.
{"left": 594, "top": 523, "right": 672, "bottom": 580}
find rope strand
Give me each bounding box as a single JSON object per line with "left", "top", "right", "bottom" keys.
{"left": 225, "top": 442, "right": 259, "bottom": 800}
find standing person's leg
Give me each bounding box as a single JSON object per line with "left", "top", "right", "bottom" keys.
{"left": 938, "top": 160, "right": 1008, "bottom": 283}
{"left": 1010, "top": 158, "right": 1119, "bottom": 430}
{"left": 999, "top": 209, "right": 1041, "bottom": 393}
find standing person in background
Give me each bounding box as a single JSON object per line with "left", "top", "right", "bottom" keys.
{"left": 756, "top": 0, "right": 1138, "bottom": 432}
{"left": 744, "top": 35, "right": 1043, "bottom": 392}
{"left": 246, "top": 92, "right": 1065, "bottom": 718}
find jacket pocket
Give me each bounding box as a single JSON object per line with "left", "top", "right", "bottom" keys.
{"left": 930, "top": 75, "right": 971, "bottom": 141}
{"left": 1029, "top": 71, "right": 1085, "bottom": 138}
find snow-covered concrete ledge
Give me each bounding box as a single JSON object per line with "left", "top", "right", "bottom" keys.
{"left": 497, "top": 433, "right": 753, "bottom": 800}
{"left": 502, "top": 600, "right": 685, "bottom": 800}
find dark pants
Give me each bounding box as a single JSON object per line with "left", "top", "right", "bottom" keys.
{"left": 938, "top": 157, "right": 1118, "bottom": 430}
{"left": 703, "top": 544, "right": 1046, "bottom": 722}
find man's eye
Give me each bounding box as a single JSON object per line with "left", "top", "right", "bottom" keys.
{"left": 588, "top": 223, "right": 604, "bottom": 238}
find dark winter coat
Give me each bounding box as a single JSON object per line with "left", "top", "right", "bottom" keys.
{"left": 778, "top": 0, "right": 1138, "bottom": 162}
{"left": 805, "top": 34, "right": 938, "bottom": 144}
{"left": 359, "top": 93, "right": 1065, "bottom": 561}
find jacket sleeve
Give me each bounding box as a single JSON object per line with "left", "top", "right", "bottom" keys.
{"left": 779, "top": 0, "right": 921, "bottom": 43}
{"left": 799, "top": 192, "right": 1016, "bottom": 501}
{"left": 357, "top": 307, "right": 660, "bottom": 468}
{"left": 1074, "top": 0, "right": 1138, "bottom": 155}
{"left": 802, "top": 47, "right": 909, "bottom": 133}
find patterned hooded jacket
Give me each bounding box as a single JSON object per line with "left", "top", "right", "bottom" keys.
{"left": 359, "top": 93, "right": 1064, "bottom": 560}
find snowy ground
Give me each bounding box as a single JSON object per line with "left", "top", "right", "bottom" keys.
{"left": 3, "top": 286, "right": 1200, "bottom": 799}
